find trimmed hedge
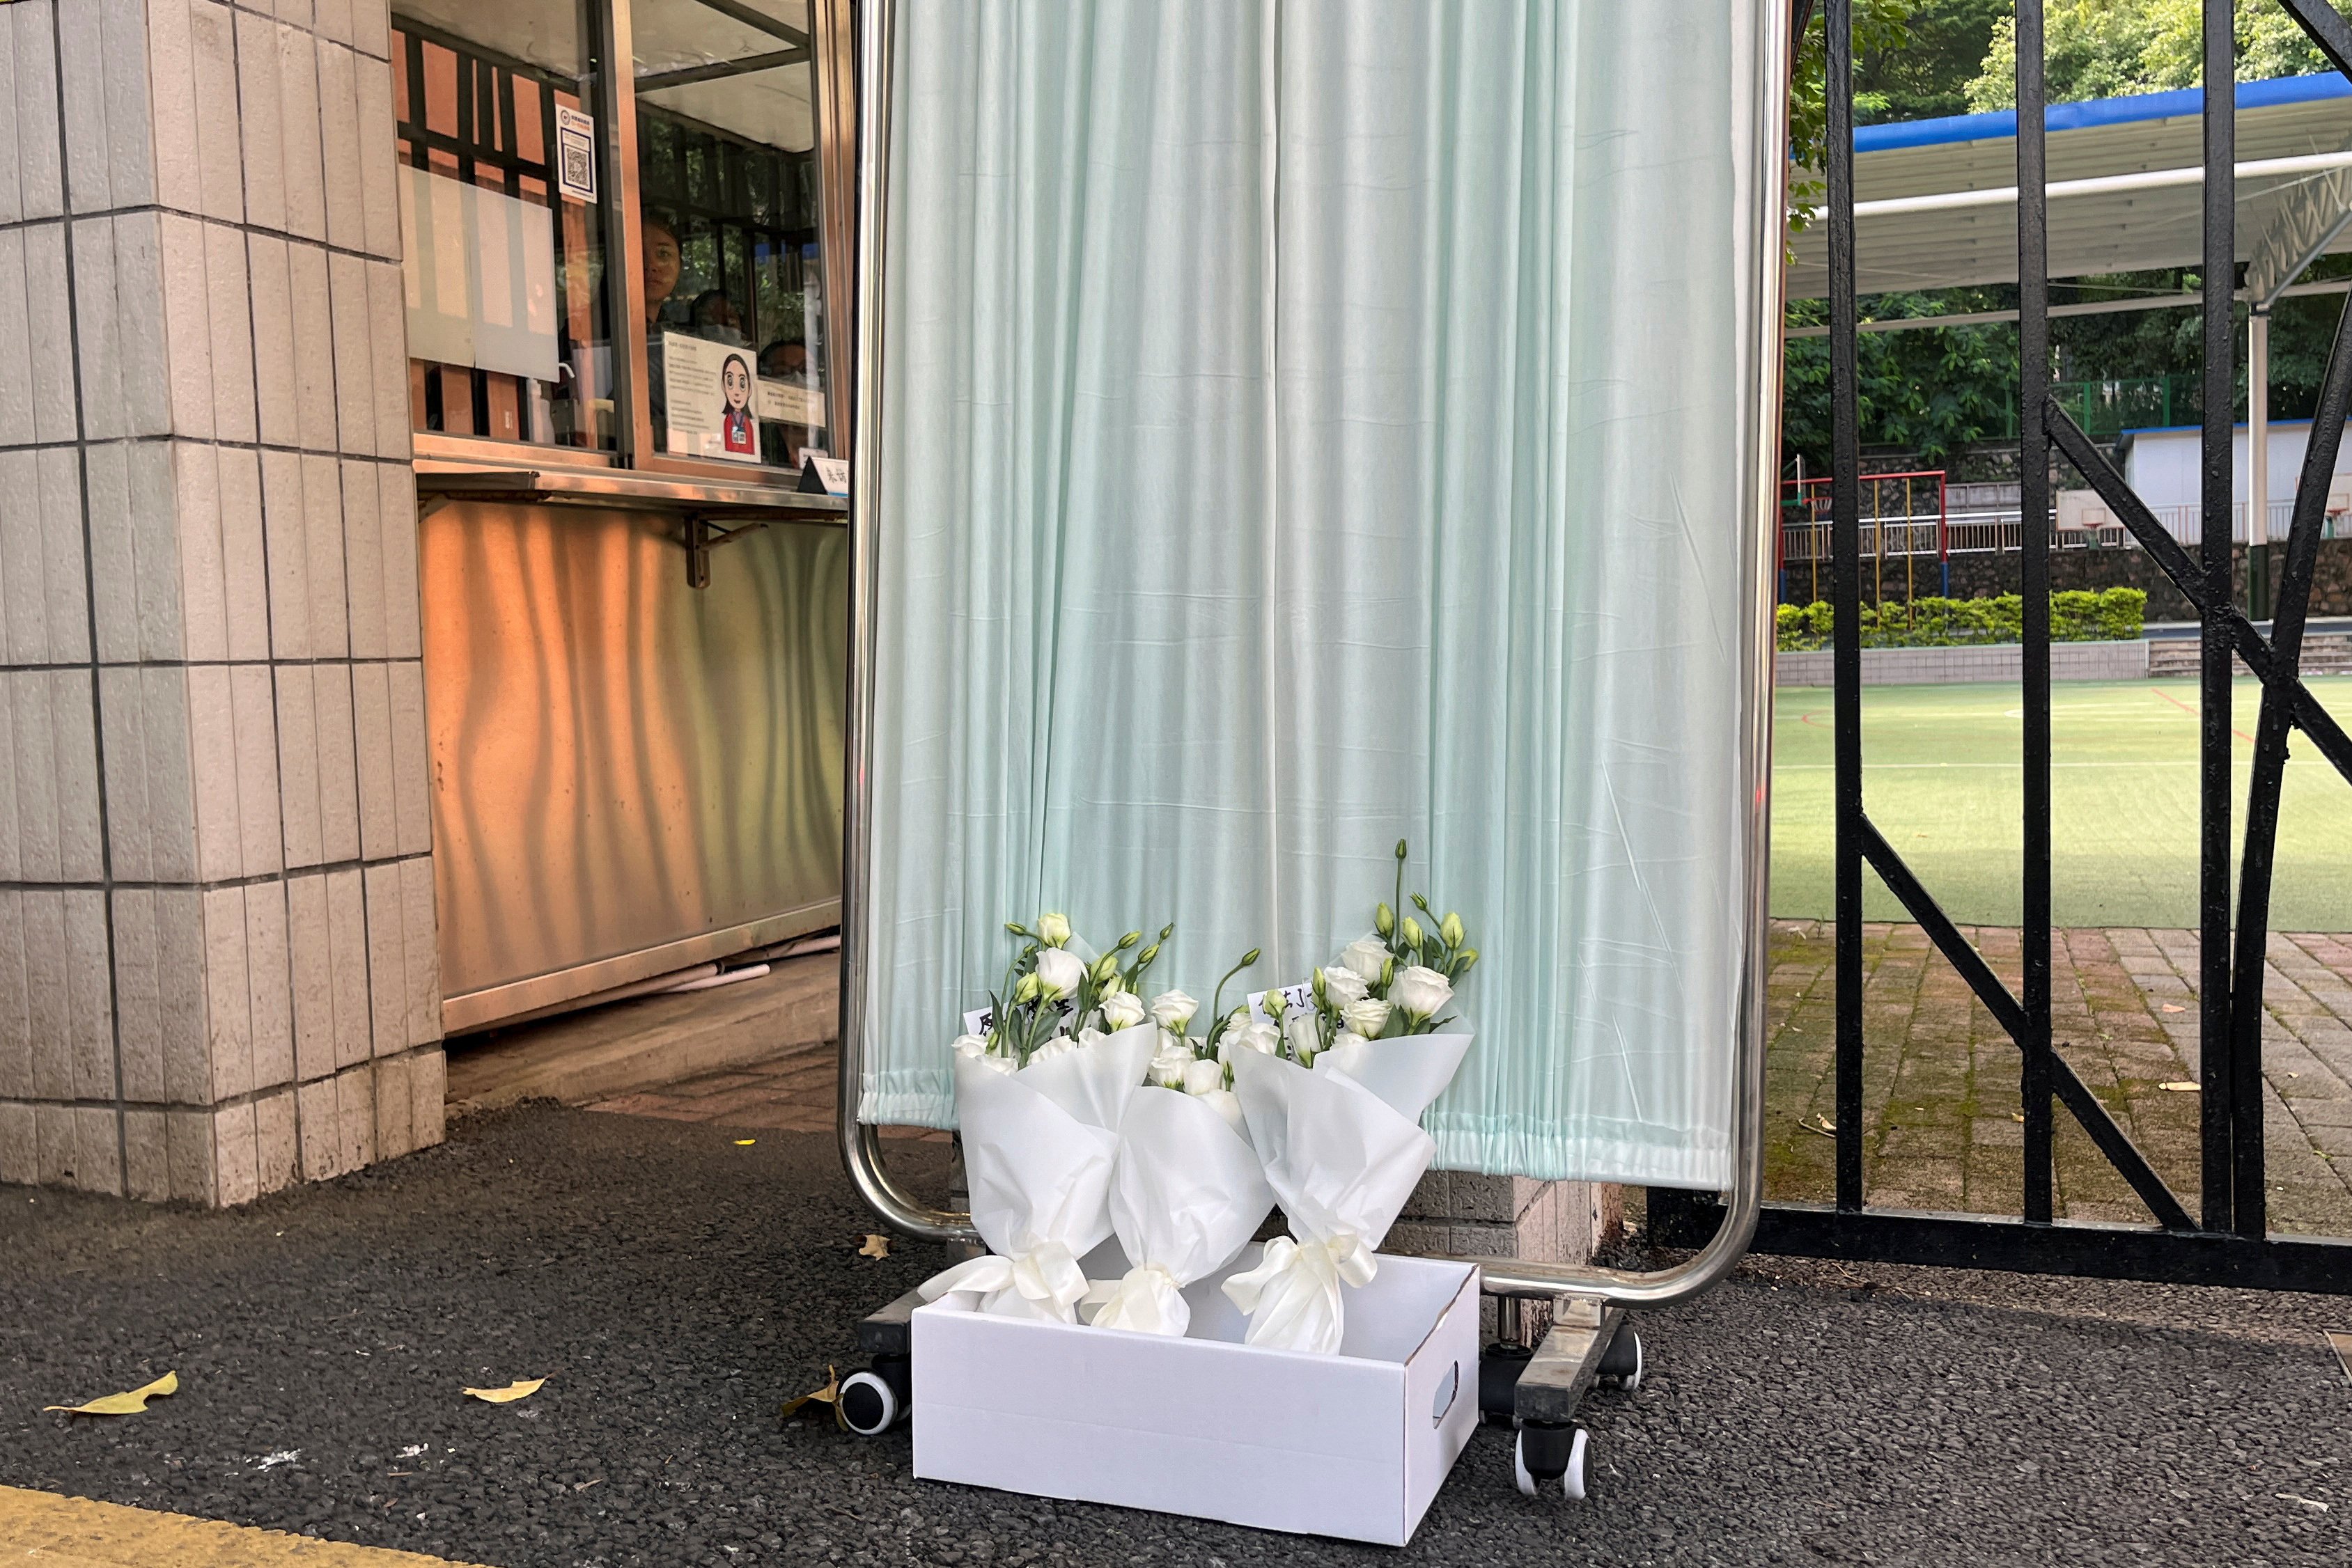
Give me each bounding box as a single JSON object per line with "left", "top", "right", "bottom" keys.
{"left": 1775, "top": 588, "right": 2147, "bottom": 652}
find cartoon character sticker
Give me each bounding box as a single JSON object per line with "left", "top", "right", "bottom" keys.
{"left": 721, "top": 353, "right": 756, "bottom": 455}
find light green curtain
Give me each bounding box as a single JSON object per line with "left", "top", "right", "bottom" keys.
{"left": 862, "top": 0, "right": 1769, "bottom": 1189}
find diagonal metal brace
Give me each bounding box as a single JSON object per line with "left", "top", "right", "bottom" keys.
{"left": 2045, "top": 407, "right": 2352, "bottom": 784}
{"left": 1858, "top": 815, "right": 2198, "bottom": 1232}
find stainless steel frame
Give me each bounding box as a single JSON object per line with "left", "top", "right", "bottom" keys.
{"left": 835, "top": 0, "right": 1788, "bottom": 1307}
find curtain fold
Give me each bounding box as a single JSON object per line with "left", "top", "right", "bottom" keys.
{"left": 862, "top": 0, "right": 1763, "bottom": 1189}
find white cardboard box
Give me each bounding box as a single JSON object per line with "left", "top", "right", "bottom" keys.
{"left": 911, "top": 1250, "right": 1481, "bottom": 1546}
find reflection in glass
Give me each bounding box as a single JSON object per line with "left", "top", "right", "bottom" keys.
{"left": 392, "top": 6, "right": 614, "bottom": 450}
{"left": 633, "top": 0, "right": 830, "bottom": 471}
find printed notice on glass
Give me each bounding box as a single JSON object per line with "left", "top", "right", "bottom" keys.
{"left": 757, "top": 379, "right": 825, "bottom": 428}
{"left": 663, "top": 333, "right": 762, "bottom": 464}
{"left": 554, "top": 106, "right": 597, "bottom": 203}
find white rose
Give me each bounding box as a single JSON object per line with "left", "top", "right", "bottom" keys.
{"left": 951, "top": 1033, "right": 990, "bottom": 1059}
{"left": 1391, "top": 964, "right": 1454, "bottom": 1019}
{"left": 1341, "top": 997, "right": 1392, "bottom": 1038}
{"left": 1148, "top": 989, "right": 1199, "bottom": 1030}
{"left": 1100, "top": 990, "right": 1147, "bottom": 1031}
{"left": 1038, "top": 912, "right": 1073, "bottom": 947}
{"left": 1034, "top": 947, "right": 1085, "bottom": 998}
{"left": 1148, "top": 1042, "right": 1192, "bottom": 1088}
{"left": 1181, "top": 1057, "right": 1227, "bottom": 1095}
{"left": 1318, "top": 965, "right": 1369, "bottom": 1005}
{"left": 1339, "top": 936, "right": 1389, "bottom": 983}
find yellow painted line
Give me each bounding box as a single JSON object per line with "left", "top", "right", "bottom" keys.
{"left": 0, "top": 1486, "right": 496, "bottom": 1568}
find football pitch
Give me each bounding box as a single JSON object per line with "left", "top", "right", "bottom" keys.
{"left": 1770, "top": 677, "right": 2352, "bottom": 932}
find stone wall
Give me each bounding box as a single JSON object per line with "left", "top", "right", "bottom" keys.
{"left": 0, "top": 0, "right": 439, "bottom": 1205}
{"left": 1785, "top": 538, "right": 2352, "bottom": 619}
{"left": 1775, "top": 638, "right": 2151, "bottom": 687}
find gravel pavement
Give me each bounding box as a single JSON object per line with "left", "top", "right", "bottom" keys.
{"left": 1, "top": 1104, "right": 2346, "bottom": 1567}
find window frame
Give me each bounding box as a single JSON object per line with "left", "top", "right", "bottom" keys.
{"left": 400, "top": 0, "right": 855, "bottom": 489}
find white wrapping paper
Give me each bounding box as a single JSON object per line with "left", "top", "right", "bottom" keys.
{"left": 1310, "top": 1030, "right": 1476, "bottom": 1122}
{"left": 1222, "top": 1047, "right": 1447, "bottom": 1354}
{"left": 920, "top": 1026, "right": 1155, "bottom": 1322}
{"left": 1090, "top": 1086, "right": 1275, "bottom": 1336}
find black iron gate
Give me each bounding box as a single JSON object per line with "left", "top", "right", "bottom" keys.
{"left": 1658, "top": 0, "right": 2352, "bottom": 1292}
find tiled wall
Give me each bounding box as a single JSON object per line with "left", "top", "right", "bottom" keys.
{"left": 0, "top": 0, "right": 440, "bottom": 1205}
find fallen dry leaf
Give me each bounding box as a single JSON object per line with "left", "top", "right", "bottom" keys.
{"left": 2011, "top": 1112, "right": 2026, "bottom": 1123}
{"left": 733, "top": 1138, "right": 757, "bottom": 1146}
{"left": 2161, "top": 1003, "right": 2186, "bottom": 1014}
{"left": 858, "top": 1234, "right": 891, "bottom": 1259}
{"left": 463, "top": 1378, "right": 547, "bottom": 1404}
{"left": 45, "top": 1371, "right": 178, "bottom": 1416}
{"left": 781, "top": 1366, "right": 843, "bottom": 1429}
{"left": 2158, "top": 1081, "right": 2199, "bottom": 1093}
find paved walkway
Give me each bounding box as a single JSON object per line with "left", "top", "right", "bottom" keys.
{"left": 1766, "top": 921, "right": 2352, "bottom": 1234}
{"left": 0, "top": 1482, "right": 490, "bottom": 1566}
{"left": 581, "top": 1043, "right": 947, "bottom": 1142}
{"left": 4, "top": 1106, "right": 2345, "bottom": 1567}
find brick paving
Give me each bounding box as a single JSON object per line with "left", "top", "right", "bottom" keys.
{"left": 583, "top": 1040, "right": 949, "bottom": 1142}
{"left": 1766, "top": 920, "right": 2352, "bottom": 1234}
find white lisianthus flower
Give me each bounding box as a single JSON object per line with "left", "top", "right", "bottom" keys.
{"left": 1181, "top": 1057, "right": 1227, "bottom": 1096}
{"left": 1282, "top": 1008, "right": 1321, "bottom": 1062}
{"left": 1390, "top": 964, "right": 1454, "bottom": 1019}
{"left": 1197, "top": 1087, "right": 1245, "bottom": 1133}
{"left": 979, "top": 1053, "right": 1016, "bottom": 1075}
{"left": 1148, "top": 989, "right": 1199, "bottom": 1031}
{"left": 1027, "top": 1036, "right": 1073, "bottom": 1065}
{"left": 1330, "top": 1030, "right": 1369, "bottom": 1053}
{"left": 1339, "top": 936, "right": 1389, "bottom": 983}
{"left": 1100, "top": 989, "right": 1147, "bottom": 1031}
{"left": 1318, "top": 965, "right": 1369, "bottom": 1005}
{"left": 1217, "top": 1018, "right": 1280, "bottom": 1063}
{"left": 1148, "top": 1040, "right": 1192, "bottom": 1088}
{"left": 1075, "top": 1026, "right": 1107, "bottom": 1050}
{"left": 1037, "top": 912, "right": 1073, "bottom": 948}
{"left": 951, "top": 1033, "right": 990, "bottom": 1059}
{"left": 1340, "top": 997, "right": 1392, "bottom": 1039}
{"left": 1034, "top": 946, "right": 1085, "bottom": 998}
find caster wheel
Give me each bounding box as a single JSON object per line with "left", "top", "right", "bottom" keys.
{"left": 838, "top": 1354, "right": 910, "bottom": 1436}
{"left": 1479, "top": 1342, "right": 1533, "bottom": 1424}
{"left": 1512, "top": 1422, "right": 1589, "bottom": 1501}
{"left": 1599, "top": 1328, "right": 1643, "bottom": 1390}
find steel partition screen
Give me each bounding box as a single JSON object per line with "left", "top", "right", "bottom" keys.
{"left": 844, "top": 0, "right": 1784, "bottom": 1189}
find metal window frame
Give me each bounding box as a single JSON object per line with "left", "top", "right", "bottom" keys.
{"left": 1653, "top": 0, "right": 2352, "bottom": 1296}
{"left": 832, "top": 0, "right": 1789, "bottom": 1308}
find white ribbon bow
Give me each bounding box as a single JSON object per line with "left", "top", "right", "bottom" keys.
{"left": 1086, "top": 1262, "right": 1190, "bottom": 1336}
{"left": 1220, "top": 1232, "right": 1376, "bottom": 1354}
{"left": 917, "top": 1241, "right": 1090, "bottom": 1322}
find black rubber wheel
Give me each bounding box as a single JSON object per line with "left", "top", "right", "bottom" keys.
{"left": 1479, "top": 1342, "right": 1533, "bottom": 1424}
{"left": 1598, "top": 1325, "right": 1643, "bottom": 1390}
{"left": 839, "top": 1354, "right": 911, "bottom": 1436}
{"left": 1513, "top": 1422, "right": 1589, "bottom": 1501}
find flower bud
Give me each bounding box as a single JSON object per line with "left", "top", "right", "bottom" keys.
{"left": 1375, "top": 902, "right": 1396, "bottom": 936}
{"left": 1401, "top": 916, "right": 1424, "bottom": 950}
{"left": 1117, "top": 930, "right": 1142, "bottom": 951}
{"left": 1037, "top": 912, "right": 1073, "bottom": 948}
{"left": 1441, "top": 912, "right": 1466, "bottom": 948}
{"left": 1013, "top": 973, "right": 1041, "bottom": 1003}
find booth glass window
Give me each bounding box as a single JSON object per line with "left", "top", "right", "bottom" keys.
{"left": 632, "top": 0, "right": 832, "bottom": 472}
{"left": 393, "top": 6, "right": 615, "bottom": 450}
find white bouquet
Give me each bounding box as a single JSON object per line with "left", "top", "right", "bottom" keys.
{"left": 918, "top": 914, "right": 1166, "bottom": 1321}
{"left": 1221, "top": 842, "right": 1481, "bottom": 1352}
{"left": 1089, "top": 1081, "right": 1275, "bottom": 1335}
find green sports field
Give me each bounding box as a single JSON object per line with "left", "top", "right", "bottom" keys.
{"left": 1770, "top": 677, "right": 2352, "bottom": 931}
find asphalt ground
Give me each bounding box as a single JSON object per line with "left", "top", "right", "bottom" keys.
{"left": 2, "top": 1105, "right": 2347, "bottom": 1567}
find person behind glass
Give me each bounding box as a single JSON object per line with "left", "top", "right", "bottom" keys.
{"left": 719, "top": 352, "right": 756, "bottom": 456}
{"left": 641, "top": 214, "right": 683, "bottom": 429}
{"left": 693, "top": 290, "right": 747, "bottom": 347}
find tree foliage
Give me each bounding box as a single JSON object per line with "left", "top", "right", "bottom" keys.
{"left": 1968, "top": 0, "right": 2331, "bottom": 109}
{"left": 1782, "top": 290, "right": 2022, "bottom": 473}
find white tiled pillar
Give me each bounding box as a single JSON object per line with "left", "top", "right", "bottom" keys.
{"left": 0, "top": 0, "right": 439, "bottom": 1205}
